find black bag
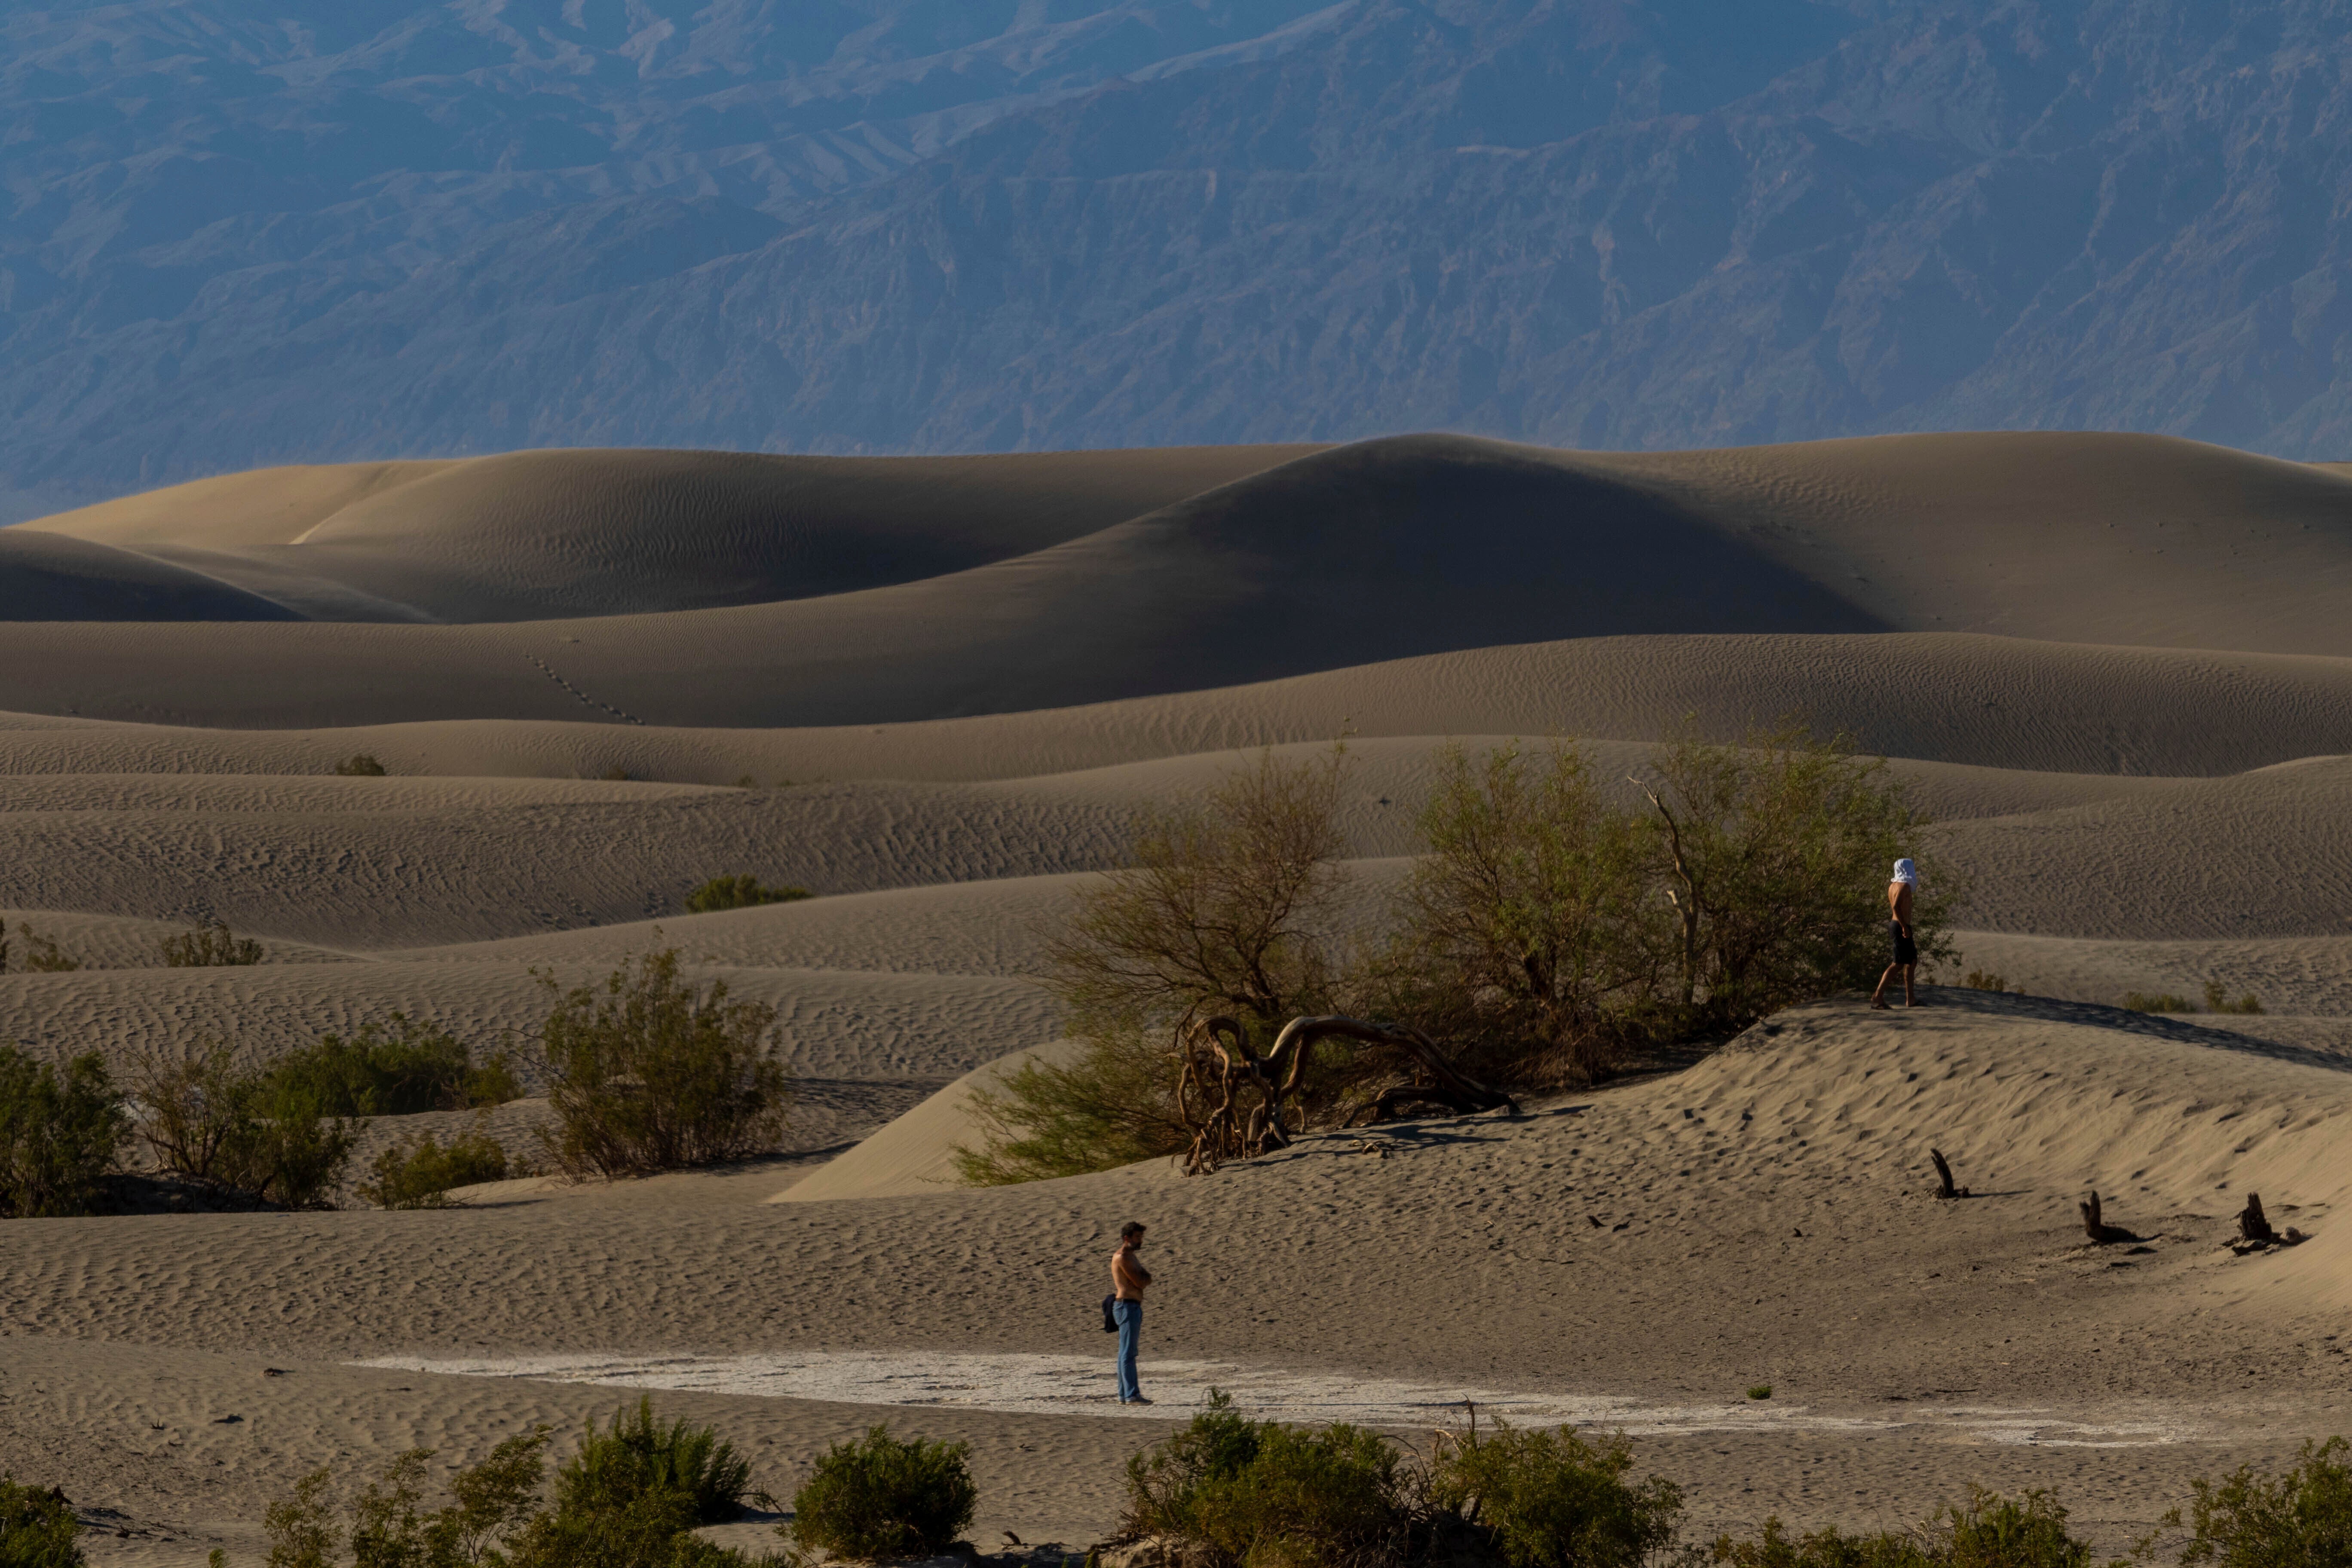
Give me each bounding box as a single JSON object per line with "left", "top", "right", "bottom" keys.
{"left": 1101, "top": 1294, "right": 1119, "bottom": 1333}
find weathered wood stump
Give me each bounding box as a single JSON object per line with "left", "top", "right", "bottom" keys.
{"left": 2079, "top": 1190, "right": 2138, "bottom": 1244}
{"left": 2237, "top": 1192, "right": 2276, "bottom": 1244}
{"left": 1929, "top": 1147, "right": 1968, "bottom": 1200}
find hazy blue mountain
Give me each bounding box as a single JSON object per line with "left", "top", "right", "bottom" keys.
{"left": 9, "top": 0, "right": 2352, "bottom": 505}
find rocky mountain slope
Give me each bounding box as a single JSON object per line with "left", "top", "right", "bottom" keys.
{"left": 10, "top": 1, "right": 2352, "bottom": 503}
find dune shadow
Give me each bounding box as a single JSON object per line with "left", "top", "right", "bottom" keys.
{"left": 1841, "top": 987, "right": 2352, "bottom": 1074}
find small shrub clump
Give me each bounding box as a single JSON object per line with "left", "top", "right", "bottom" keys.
{"left": 360, "top": 1126, "right": 517, "bottom": 1210}
{"left": 19, "top": 929, "right": 81, "bottom": 973}
{"left": 2122, "top": 983, "right": 2263, "bottom": 1017}
{"left": 0, "top": 1475, "right": 83, "bottom": 1568}
{"left": 536, "top": 948, "right": 791, "bottom": 1179}
{"left": 560, "top": 1399, "right": 761, "bottom": 1528}
{"left": 132, "top": 1039, "right": 358, "bottom": 1208}
{"left": 685, "top": 876, "right": 812, "bottom": 915}
{"left": 161, "top": 919, "right": 264, "bottom": 968}
{"left": 1961, "top": 971, "right": 2012, "bottom": 994}
{"left": 270, "top": 1015, "right": 520, "bottom": 1117}
{"left": 790, "top": 1424, "right": 977, "bottom": 1562}
{"left": 0, "top": 1048, "right": 129, "bottom": 1218}
{"left": 1128, "top": 1396, "right": 1409, "bottom": 1568}
{"left": 266, "top": 1410, "right": 773, "bottom": 1568}
{"left": 1430, "top": 1421, "right": 1684, "bottom": 1568}
{"left": 2167, "top": 1436, "right": 2352, "bottom": 1567}
{"left": 334, "top": 753, "right": 389, "bottom": 777}
{"left": 1713, "top": 1488, "right": 2098, "bottom": 1568}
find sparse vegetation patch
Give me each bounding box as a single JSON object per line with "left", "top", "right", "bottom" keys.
{"left": 270, "top": 1015, "right": 519, "bottom": 1117}
{"left": 334, "top": 753, "right": 388, "bottom": 776}
{"left": 685, "top": 876, "right": 812, "bottom": 914}
{"left": 161, "top": 919, "right": 264, "bottom": 968}
{"left": 360, "top": 1125, "right": 517, "bottom": 1209}
{"left": 131, "top": 1038, "right": 358, "bottom": 1208}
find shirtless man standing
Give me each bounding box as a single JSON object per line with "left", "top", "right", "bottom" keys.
{"left": 1111, "top": 1221, "right": 1152, "bottom": 1406}
{"left": 1871, "top": 858, "right": 1920, "bottom": 1009}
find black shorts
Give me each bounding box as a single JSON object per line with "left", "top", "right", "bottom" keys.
{"left": 1889, "top": 921, "right": 1917, "bottom": 966}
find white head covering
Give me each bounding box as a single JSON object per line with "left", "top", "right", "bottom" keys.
{"left": 1892, "top": 858, "right": 1919, "bottom": 885}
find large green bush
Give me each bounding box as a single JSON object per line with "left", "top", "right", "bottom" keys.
{"left": 788, "top": 1425, "right": 977, "bottom": 1562}
{"left": 956, "top": 747, "right": 1352, "bottom": 1184}
{"left": 270, "top": 1016, "right": 520, "bottom": 1117}
{"left": 1430, "top": 1421, "right": 1683, "bottom": 1568}
{"left": 0, "top": 1475, "right": 84, "bottom": 1568}
{"left": 0, "top": 1049, "right": 129, "bottom": 1218}
{"left": 132, "top": 1039, "right": 359, "bottom": 1208}
{"left": 2170, "top": 1437, "right": 2352, "bottom": 1568}
{"left": 1378, "top": 742, "right": 1663, "bottom": 1087}
{"left": 1127, "top": 1396, "right": 1410, "bottom": 1568}
{"left": 536, "top": 949, "right": 791, "bottom": 1179}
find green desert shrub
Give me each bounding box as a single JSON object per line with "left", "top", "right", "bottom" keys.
{"left": 360, "top": 1126, "right": 516, "bottom": 1209}
{"left": 132, "top": 1038, "right": 359, "bottom": 1208}
{"left": 335, "top": 753, "right": 389, "bottom": 777}
{"left": 2167, "top": 1436, "right": 2352, "bottom": 1567}
{"left": 1127, "top": 1395, "right": 1411, "bottom": 1568}
{"left": 1638, "top": 723, "right": 1952, "bottom": 1034}
{"left": 270, "top": 1016, "right": 520, "bottom": 1117}
{"left": 535, "top": 949, "right": 791, "bottom": 1179}
{"left": 0, "top": 1049, "right": 129, "bottom": 1218}
{"left": 269, "top": 1430, "right": 551, "bottom": 1568}
{"left": 560, "top": 1400, "right": 760, "bottom": 1527}
{"left": 265, "top": 1417, "right": 772, "bottom": 1568}
{"left": 1961, "top": 971, "right": 2012, "bottom": 993}
{"left": 1430, "top": 1420, "right": 1684, "bottom": 1568}
{"left": 1712, "top": 1489, "right": 2097, "bottom": 1568}
{"left": 0, "top": 1475, "right": 83, "bottom": 1568}
{"left": 683, "top": 876, "right": 812, "bottom": 915}
{"left": 18, "top": 929, "right": 81, "bottom": 973}
{"left": 962, "top": 727, "right": 1951, "bottom": 1184}
{"left": 956, "top": 747, "right": 1353, "bottom": 1185}
{"left": 2122, "top": 992, "right": 2196, "bottom": 1014}
{"left": 161, "top": 919, "right": 264, "bottom": 968}
{"left": 1375, "top": 741, "right": 1664, "bottom": 1088}
{"left": 788, "top": 1424, "right": 977, "bottom": 1562}
{"left": 2201, "top": 981, "right": 2264, "bottom": 1016}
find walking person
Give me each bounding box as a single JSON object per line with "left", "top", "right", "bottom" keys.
{"left": 1110, "top": 1220, "right": 1152, "bottom": 1405}
{"left": 1871, "top": 858, "right": 1920, "bottom": 1009}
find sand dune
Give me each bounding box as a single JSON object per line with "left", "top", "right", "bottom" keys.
{"left": 0, "top": 528, "right": 299, "bottom": 621}
{"left": 8, "top": 432, "right": 2352, "bottom": 1561}
{"left": 30, "top": 446, "right": 1317, "bottom": 622}
{"left": 7, "top": 430, "right": 2352, "bottom": 728}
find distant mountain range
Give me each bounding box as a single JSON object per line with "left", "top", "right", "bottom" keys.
{"left": 9, "top": 0, "right": 2352, "bottom": 508}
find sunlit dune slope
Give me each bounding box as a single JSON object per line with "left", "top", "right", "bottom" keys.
{"left": 27, "top": 445, "right": 1320, "bottom": 622}
{"left": 9, "top": 431, "right": 2352, "bottom": 723}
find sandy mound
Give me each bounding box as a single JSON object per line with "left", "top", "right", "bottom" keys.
{"left": 768, "top": 1041, "right": 1087, "bottom": 1204}
{"left": 0, "top": 528, "right": 298, "bottom": 621}
{"left": 30, "top": 445, "right": 1317, "bottom": 622}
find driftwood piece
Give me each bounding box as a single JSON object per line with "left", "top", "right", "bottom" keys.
{"left": 1176, "top": 1013, "right": 1517, "bottom": 1175}
{"left": 2079, "top": 1190, "right": 2139, "bottom": 1244}
{"left": 2237, "top": 1192, "right": 2275, "bottom": 1244}
{"left": 1928, "top": 1147, "right": 1968, "bottom": 1200}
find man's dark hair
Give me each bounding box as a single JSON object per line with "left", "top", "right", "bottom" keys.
{"left": 1120, "top": 1220, "right": 1146, "bottom": 1240}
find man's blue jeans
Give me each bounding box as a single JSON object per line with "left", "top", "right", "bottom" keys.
{"left": 1113, "top": 1298, "right": 1142, "bottom": 1402}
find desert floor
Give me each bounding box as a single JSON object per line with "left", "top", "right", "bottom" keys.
{"left": 3, "top": 432, "right": 2350, "bottom": 1563}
